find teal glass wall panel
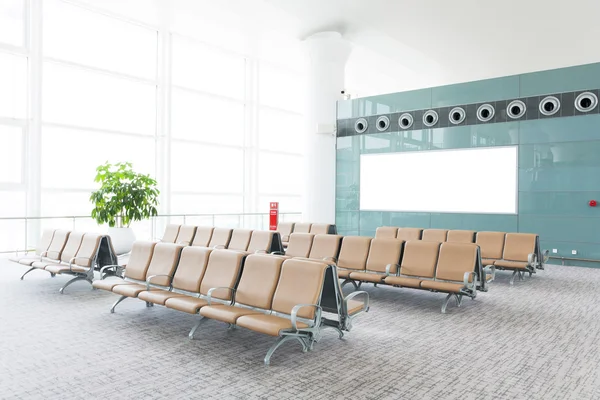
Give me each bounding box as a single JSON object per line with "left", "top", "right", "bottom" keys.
{"left": 519, "top": 141, "right": 600, "bottom": 169}
{"left": 540, "top": 240, "right": 600, "bottom": 266}
{"left": 519, "top": 63, "right": 600, "bottom": 97}
{"left": 471, "top": 122, "right": 519, "bottom": 147}
{"left": 432, "top": 76, "right": 520, "bottom": 107}
{"left": 336, "top": 211, "right": 359, "bottom": 235}
{"left": 387, "top": 212, "right": 431, "bottom": 228}
{"left": 519, "top": 191, "right": 600, "bottom": 217}
{"left": 518, "top": 215, "right": 600, "bottom": 243}
{"left": 430, "top": 213, "right": 518, "bottom": 232}
{"left": 518, "top": 166, "right": 600, "bottom": 192}
{"left": 360, "top": 133, "right": 396, "bottom": 153}
{"left": 430, "top": 126, "right": 473, "bottom": 150}
{"left": 519, "top": 114, "right": 600, "bottom": 144}
{"left": 360, "top": 211, "right": 383, "bottom": 233}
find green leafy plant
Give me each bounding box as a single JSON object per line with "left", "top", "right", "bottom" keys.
{"left": 90, "top": 162, "right": 160, "bottom": 228}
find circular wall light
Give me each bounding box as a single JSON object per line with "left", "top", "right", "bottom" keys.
{"left": 507, "top": 100, "right": 526, "bottom": 119}
{"left": 477, "top": 103, "right": 495, "bottom": 122}
{"left": 423, "top": 110, "right": 438, "bottom": 127}
{"left": 398, "top": 113, "right": 413, "bottom": 129}
{"left": 539, "top": 96, "right": 560, "bottom": 116}
{"left": 354, "top": 118, "right": 368, "bottom": 133}
{"left": 376, "top": 115, "right": 390, "bottom": 132}
{"left": 575, "top": 92, "right": 598, "bottom": 113}
{"left": 449, "top": 107, "right": 466, "bottom": 125}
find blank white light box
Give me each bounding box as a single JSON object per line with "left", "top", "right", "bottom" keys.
{"left": 359, "top": 146, "right": 518, "bottom": 214}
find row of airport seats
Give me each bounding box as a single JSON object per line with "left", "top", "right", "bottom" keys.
{"left": 9, "top": 229, "right": 117, "bottom": 293}
{"left": 276, "top": 222, "right": 337, "bottom": 247}
{"left": 376, "top": 227, "right": 545, "bottom": 284}
{"left": 159, "top": 224, "right": 284, "bottom": 254}
{"left": 280, "top": 232, "right": 485, "bottom": 313}
{"left": 93, "top": 241, "right": 368, "bottom": 365}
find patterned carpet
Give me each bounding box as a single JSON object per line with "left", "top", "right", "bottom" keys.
{"left": 1, "top": 258, "right": 599, "bottom": 400}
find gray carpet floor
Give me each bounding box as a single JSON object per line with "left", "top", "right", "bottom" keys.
{"left": 1, "top": 258, "right": 599, "bottom": 400}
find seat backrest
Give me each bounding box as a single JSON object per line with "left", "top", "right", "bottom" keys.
{"left": 396, "top": 228, "right": 422, "bottom": 241}
{"left": 73, "top": 233, "right": 103, "bottom": 267}
{"left": 502, "top": 233, "right": 537, "bottom": 262}
{"left": 294, "top": 223, "right": 312, "bottom": 234}
{"left": 246, "top": 231, "right": 274, "bottom": 253}
{"left": 161, "top": 224, "right": 180, "bottom": 243}
{"left": 310, "top": 223, "right": 332, "bottom": 235}
{"left": 447, "top": 230, "right": 475, "bottom": 243}
{"left": 171, "top": 247, "right": 212, "bottom": 292}
{"left": 308, "top": 234, "right": 343, "bottom": 261}
{"left": 375, "top": 226, "right": 398, "bottom": 239}
{"left": 366, "top": 238, "right": 404, "bottom": 274}
{"left": 199, "top": 249, "right": 245, "bottom": 299}
{"left": 36, "top": 229, "right": 55, "bottom": 255}
{"left": 422, "top": 229, "right": 448, "bottom": 242}
{"left": 236, "top": 254, "right": 285, "bottom": 309}
{"left": 400, "top": 241, "right": 440, "bottom": 278}
{"left": 271, "top": 259, "right": 327, "bottom": 319}
{"left": 277, "top": 222, "right": 295, "bottom": 242}
{"left": 145, "top": 243, "right": 185, "bottom": 285}
{"left": 45, "top": 230, "right": 70, "bottom": 260}
{"left": 476, "top": 232, "right": 506, "bottom": 259}
{"left": 191, "top": 226, "right": 214, "bottom": 247}
{"left": 175, "top": 225, "right": 197, "bottom": 246}
{"left": 59, "top": 232, "right": 85, "bottom": 263}
{"left": 227, "top": 229, "right": 253, "bottom": 251}
{"left": 123, "top": 241, "right": 157, "bottom": 281}
{"left": 208, "top": 228, "right": 233, "bottom": 248}
{"left": 435, "top": 242, "right": 478, "bottom": 282}
{"left": 337, "top": 236, "right": 372, "bottom": 271}
{"left": 285, "top": 233, "right": 314, "bottom": 258}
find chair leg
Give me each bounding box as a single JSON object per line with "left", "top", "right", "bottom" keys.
{"left": 188, "top": 316, "right": 205, "bottom": 339}
{"left": 441, "top": 293, "right": 453, "bottom": 314}
{"left": 20, "top": 267, "right": 36, "bottom": 280}
{"left": 454, "top": 293, "right": 463, "bottom": 307}
{"left": 59, "top": 276, "right": 90, "bottom": 294}
{"left": 110, "top": 295, "right": 128, "bottom": 313}
{"left": 145, "top": 301, "right": 154, "bottom": 308}
{"left": 320, "top": 324, "right": 344, "bottom": 340}
{"left": 264, "top": 335, "right": 307, "bottom": 366}
{"left": 341, "top": 279, "right": 358, "bottom": 290}
{"left": 509, "top": 270, "right": 518, "bottom": 285}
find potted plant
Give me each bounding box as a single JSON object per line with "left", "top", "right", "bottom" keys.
{"left": 90, "top": 162, "right": 160, "bottom": 254}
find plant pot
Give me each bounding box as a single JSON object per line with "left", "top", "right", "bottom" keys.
{"left": 107, "top": 227, "right": 136, "bottom": 255}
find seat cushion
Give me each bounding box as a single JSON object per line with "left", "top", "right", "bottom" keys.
{"left": 420, "top": 280, "right": 464, "bottom": 293}
{"left": 200, "top": 304, "right": 263, "bottom": 324}
{"left": 236, "top": 314, "right": 308, "bottom": 336}
{"left": 137, "top": 289, "right": 178, "bottom": 305}
{"left": 17, "top": 257, "right": 44, "bottom": 266}
{"left": 347, "top": 300, "right": 365, "bottom": 316}
{"left": 494, "top": 260, "right": 529, "bottom": 270}
{"left": 482, "top": 258, "right": 499, "bottom": 266}
{"left": 92, "top": 279, "right": 134, "bottom": 291}
{"left": 164, "top": 296, "right": 208, "bottom": 314}
{"left": 348, "top": 271, "right": 385, "bottom": 283}
{"left": 30, "top": 260, "right": 60, "bottom": 269}
{"left": 45, "top": 265, "right": 89, "bottom": 274}
{"left": 383, "top": 276, "right": 422, "bottom": 288}
{"left": 111, "top": 283, "right": 147, "bottom": 298}
{"left": 337, "top": 269, "right": 353, "bottom": 279}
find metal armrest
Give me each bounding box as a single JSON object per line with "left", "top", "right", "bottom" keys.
{"left": 385, "top": 263, "right": 400, "bottom": 276}
{"left": 527, "top": 253, "right": 536, "bottom": 265}
{"left": 463, "top": 271, "right": 477, "bottom": 289}
{"left": 322, "top": 256, "right": 337, "bottom": 265}
{"left": 68, "top": 256, "right": 94, "bottom": 272}
{"left": 290, "top": 304, "right": 322, "bottom": 331}
{"left": 177, "top": 241, "right": 191, "bottom": 246}
{"left": 206, "top": 286, "right": 236, "bottom": 305}
{"left": 146, "top": 274, "right": 173, "bottom": 290}
{"left": 254, "top": 250, "right": 267, "bottom": 254}
{"left": 213, "top": 245, "right": 226, "bottom": 250}
{"left": 345, "top": 291, "right": 370, "bottom": 313}
{"left": 484, "top": 265, "right": 496, "bottom": 283}
{"left": 99, "top": 264, "right": 121, "bottom": 279}
{"left": 271, "top": 251, "right": 285, "bottom": 256}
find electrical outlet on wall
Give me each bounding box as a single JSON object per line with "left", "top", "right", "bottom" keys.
{"left": 572, "top": 250, "right": 578, "bottom": 255}
{"left": 552, "top": 249, "right": 558, "bottom": 253}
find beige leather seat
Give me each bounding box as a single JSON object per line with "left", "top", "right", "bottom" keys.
{"left": 293, "top": 223, "right": 312, "bottom": 234}
{"left": 246, "top": 231, "right": 274, "bottom": 253}
{"left": 494, "top": 233, "right": 538, "bottom": 284}
{"left": 200, "top": 255, "right": 285, "bottom": 325}
{"left": 93, "top": 241, "right": 156, "bottom": 291}
{"left": 349, "top": 238, "right": 404, "bottom": 283}
{"left": 282, "top": 233, "right": 314, "bottom": 258}
{"left": 421, "top": 229, "right": 448, "bottom": 242}
{"left": 208, "top": 228, "right": 233, "bottom": 248}
{"left": 375, "top": 227, "right": 398, "bottom": 239}
{"left": 10, "top": 229, "right": 55, "bottom": 264}
{"left": 175, "top": 225, "right": 197, "bottom": 246}
{"left": 476, "top": 231, "right": 506, "bottom": 266}
{"left": 384, "top": 241, "right": 440, "bottom": 288}
{"left": 447, "top": 230, "right": 476, "bottom": 243}
{"left": 396, "top": 228, "right": 422, "bottom": 241}
{"left": 309, "top": 223, "right": 334, "bottom": 235}
{"left": 191, "top": 226, "right": 214, "bottom": 247}
{"left": 303, "top": 234, "right": 342, "bottom": 263}
{"left": 17, "top": 229, "right": 69, "bottom": 268}
{"left": 161, "top": 224, "right": 181, "bottom": 243}
{"left": 164, "top": 249, "right": 245, "bottom": 315}
{"left": 226, "top": 229, "right": 253, "bottom": 251}
{"left": 277, "top": 222, "right": 295, "bottom": 246}
{"left": 29, "top": 232, "right": 84, "bottom": 275}
{"left": 138, "top": 247, "right": 212, "bottom": 305}
{"left": 336, "top": 236, "right": 371, "bottom": 280}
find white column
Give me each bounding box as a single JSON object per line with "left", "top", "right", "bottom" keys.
{"left": 302, "top": 31, "right": 352, "bottom": 223}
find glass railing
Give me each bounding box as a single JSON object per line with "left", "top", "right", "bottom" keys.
{"left": 0, "top": 212, "right": 302, "bottom": 255}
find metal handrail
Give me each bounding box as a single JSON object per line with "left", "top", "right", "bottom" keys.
{"left": 548, "top": 255, "right": 600, "bottom": 265}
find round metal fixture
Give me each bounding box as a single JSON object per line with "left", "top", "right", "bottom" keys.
{"left": 376, "top": 115, "right": 390, "bottom": 132}
{"left": 507, "top": 100, "right": 526, "bottom": 119}
{"left": 354, "top": 118, "right": 368, "bottom": 133}
{"left": 449, "top": 107, "right": 466, "bottom": 125}
{"left": 539, "top": 96, "right": 560, "bottom": 116}
{"left": 423, "top": 110, "right": 438, "bottom": 127}
{"left": 398, "top": 113, "right": 413, "bottom": 129}
{"left": 477, "top": 103, "right": 495, "bottom": 122}
{"left": 575, "top": 91, "right": 598, "bottom": 113}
